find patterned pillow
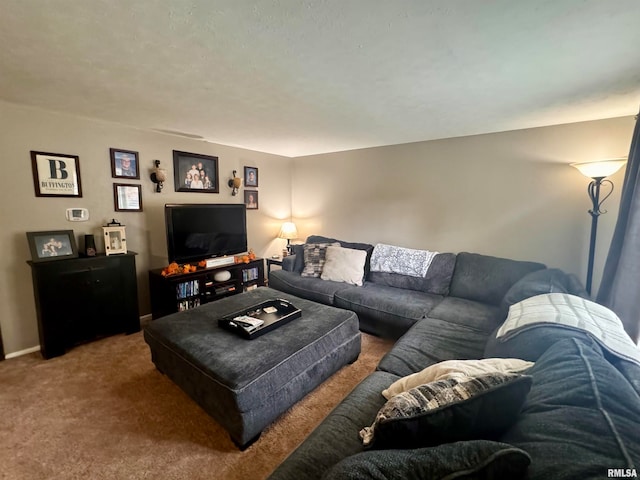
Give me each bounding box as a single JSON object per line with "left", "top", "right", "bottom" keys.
{"left": 301, "top": 242, "right": 340, "bottom": 278}
{"left": 360, "top": 372, "right": 532, "bottom": 449}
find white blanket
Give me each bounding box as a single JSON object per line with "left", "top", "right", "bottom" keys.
{"left": 497, "top": 293, "right": 640, "bottom": 366}
{"left": 370, "top": 243, "right": 438, "bottom": 278}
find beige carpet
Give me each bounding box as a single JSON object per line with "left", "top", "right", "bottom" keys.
{"left": 0, "top": 330, "right": 393, "bottom": 480}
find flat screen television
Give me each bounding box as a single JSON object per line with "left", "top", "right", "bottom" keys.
{"left": 165, "top": 203, "right": 247, "bottom": 264}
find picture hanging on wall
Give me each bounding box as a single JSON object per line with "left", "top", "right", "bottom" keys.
{"left": 244, "top": 190, "right": 258, "bottom": 210}
{"left": 26, "top": 230, "right": 78, "bottom": 262}
{"left": 244, "top": 166, "right": 258, "bottom": 187}
{"left": 173, "top": 150, "right": 219, "bottom": 193}
{"left": 30, "top": 151, "right": 82, "bottom": 198}
{"left": 110, "top": 148, "right": 140, "bottom": 179}
{"left": 114, "top": 183, "right": 143, "bottom": 212}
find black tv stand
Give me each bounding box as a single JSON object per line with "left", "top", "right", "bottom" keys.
{"left": 148, "top": 258, "right": 265, "bottom": 319}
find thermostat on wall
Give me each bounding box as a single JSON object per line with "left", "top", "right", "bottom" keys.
{"left": 66, "top": 208, "right": 89, "bottom": 222}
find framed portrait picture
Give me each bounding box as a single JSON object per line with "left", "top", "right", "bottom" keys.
{"left": 113, "top": 183, "right": 143, "bottom": 212}
{"left": 26, "top": 230, "right": 78, "bottom": 262}
{"left": 244, "top": 190, "right": 259, "bottom": 210}
{"left": 30, "top": 151, "right": 82, "bottom": 198}
{"left": 244, "top": 166, "right": 258, "bottom": 187}
{"left": 173, "top": 150, "right": 219, "bottom": 193}
{"left": 110, "top": 148, "right": 140, "bottom": 179}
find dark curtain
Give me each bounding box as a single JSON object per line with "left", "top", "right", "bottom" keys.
{"left": 597, "top": 109, "right": 640, "bottom": 343}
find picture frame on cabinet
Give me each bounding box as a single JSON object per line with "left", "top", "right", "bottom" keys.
{"left": 30, "top": 151, "right": 82, "bottom": 198}
{"left": 26, "top": 230, "right": 79, "bottom": 262}
{"left": 173, "top": 150, "right": 219, "bottom": 193}
{"left": 110, "top": 148, "right": 140, "bottom": 179}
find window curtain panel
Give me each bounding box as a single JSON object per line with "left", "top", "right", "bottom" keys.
{"left": 597, "top": 108, "right": 640, "bottom": 343}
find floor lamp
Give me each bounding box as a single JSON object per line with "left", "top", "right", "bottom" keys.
{"left": 571, "top": 159, "right": 626, "bottom": 295}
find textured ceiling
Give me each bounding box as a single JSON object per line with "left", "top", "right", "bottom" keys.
{"left": 1, "top": 0, "right": 639, "bottom": 157}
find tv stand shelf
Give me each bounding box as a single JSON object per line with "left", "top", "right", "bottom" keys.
{"left": 149, "top": 258, "right": 265, "bottom": 320}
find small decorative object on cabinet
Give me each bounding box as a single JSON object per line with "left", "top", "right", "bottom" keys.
{"left": 103, "top": 219, "right": 127, "bottom": 255}
{"left": 27, "top": 252, "right": 140, "bottom": 359}
{"left": 149, "top": 258, "right": 265, "bottom": 319}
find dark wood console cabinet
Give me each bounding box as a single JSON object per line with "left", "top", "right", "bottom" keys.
{"left": 149, "top": 258, "right": 265, "bottom": 319}
{"left": 28, "top": 252, "right": 140, "bottom": 359}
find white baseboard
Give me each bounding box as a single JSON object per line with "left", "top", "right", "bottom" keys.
{"left": 4, "top": 314, "right": 152, "bottom": 360}
{"left": 5, "top": 345, "right": 41, "bottom": 359}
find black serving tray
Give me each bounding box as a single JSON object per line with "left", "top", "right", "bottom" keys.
{"left": 218, "top": 298, "right": 302, "bottom": 339}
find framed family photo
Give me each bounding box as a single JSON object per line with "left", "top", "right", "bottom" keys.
{"left": 173, "top": 150, "right": 219, "bottom": 193}
{"left": 114, "top": 184, "right": 143, "bottom": 212}
{"left": 244, "top": 190, "right": 258, "bottom": 210}
{"left": 26, "top": 230, "right": 78, "bottom": 262}
{"left": 244, "top": 166, "right": 258, "bottom": 187}
{"left": 110, "top": 148, "right": 140, "bottom": 179}
{"left": 30, "top": 151, "right": 82, "bottom": 198}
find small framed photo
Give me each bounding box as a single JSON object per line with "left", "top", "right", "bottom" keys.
{"left": 110, "top": 148, "right": 140, "bottom": 179}
{"left": 173, "top": 150, "right": 219, "bottom": 193}
{"left": 31, "top": 151, "right": 82, "bottom": 198}
{"left": 244, "top": 166, "right": 259, "bottom": 187}
{"left": 113, "top": 183, "right": 143, "bottom": 212}
{"left": 102, "top": 226, "right": 127, "bottom": 255}
{"left": 244, "top": 190, "right": 259, "bottom": 210}
{"left": 26, "top": 230, "right": 78, "bottom": 262}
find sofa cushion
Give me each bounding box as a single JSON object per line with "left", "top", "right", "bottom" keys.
{"left": 449, "top": 252, "right": 545, "bottom": 306}
{"left": 267, "top": 371, "right": 400, "bottom": 480}
{"left": 382, "top": 358, "right": 533, "bottom": 399}
{"left": 500, "top": 337, "right": 640, "bottom": 480}
{"left": 368, "top": 252, "right": 456, "bottom": 295}
{"left": 377, "top": 317, "right": 492, "bottom": 377}
{"left": 322, "top": 440, "right": 531, "bottom": 480}
{"left": 427, "top": 296, "right": 503, "bottom": 333}
{"left": 320, "top": 246, "right": 367, "bottom": 286}
{"left": 268, "top": 270, "right": 347, "bottom": 306}
{"left": 334, "top": 283, "right": 443, "bottom": 334}
{"left": 360, "top": 373, "right": 532, "bottom": 449}
{"left": 306, "top": 235, "right": 375, "bottom": 275}
{"left": 500, "top": 268, "right": 589, "bottom": 316}
{"left": 301, "top": 242, "right": 340, "bottom": 278}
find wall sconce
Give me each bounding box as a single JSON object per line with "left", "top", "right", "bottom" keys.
{"left": 571, "top": 158, "right": 627, "bottom": 295}
{"left": 150, "top": 160, "right": 167, "bottom": 193}
{"left": 278, "top": 222, "right": 298, "bottom": 256}
{"left": 228, "top": 170, "right": 242, "bottom": 196}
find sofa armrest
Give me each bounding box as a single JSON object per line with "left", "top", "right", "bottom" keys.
{"left": 282, "top": 254, "right": 297, "bottom": 272}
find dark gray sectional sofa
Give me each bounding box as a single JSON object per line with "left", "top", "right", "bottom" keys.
{"left": 267, "top": 235, "right": 640, "bottom": 479}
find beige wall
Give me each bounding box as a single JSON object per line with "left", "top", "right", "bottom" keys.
{"left": 0, "top": 100, "right": 292, "bottom": 356}
{"left": 292, "top": 116, "right": 635, "bottom": 293}
{"left": 1, "top": 99, "right": 634, "bottom": 357}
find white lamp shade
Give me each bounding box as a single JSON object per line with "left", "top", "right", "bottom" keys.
{"left": 278, "top": 222, "right": 298, "bottom": 240}
{"left": 571, "top": 158, "right": 627, "bottom": 179}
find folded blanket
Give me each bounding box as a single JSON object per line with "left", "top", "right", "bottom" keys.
{"left": 370, "top": 243, "right": 438, "bottom": 278}
{"left": 497, "top": 293, "right": 640, "bottom": 367}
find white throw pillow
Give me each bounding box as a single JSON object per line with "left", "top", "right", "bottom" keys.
{"left": 382, "top": 357, "right": 534, "bottom": 399}
{"left": 320, "top": 246, "right": 367, "bottom": 286}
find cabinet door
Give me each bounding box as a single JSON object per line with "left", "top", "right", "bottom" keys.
{"left": 89, "top": 260, "right": 123, "bottom": 336}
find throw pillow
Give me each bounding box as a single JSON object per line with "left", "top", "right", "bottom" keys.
{"left": 322, "top": 440, "right": 531, "bottom": 480}
{"left": 301, "top": 242, "right": 340, "bottom": 278}
{"left": 320, "top": 246, "right": 367, "bottom": 286}
{"left": 360, "top": 372, "right": 532, "bottom": 449}
{"left": 382, "top": 358, "right": 534, "bottom": 399}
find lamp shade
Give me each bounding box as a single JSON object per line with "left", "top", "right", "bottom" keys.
{"left": 278, "top": 222, "right": 298, "bottom": 240}
{"left": 571, "top": 158, "right": 626, "bottom": 179}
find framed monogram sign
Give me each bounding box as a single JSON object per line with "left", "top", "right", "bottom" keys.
{"left": 30, "top": 151, "right": 83, "bottom": 197}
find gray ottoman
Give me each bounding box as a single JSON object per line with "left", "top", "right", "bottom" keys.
{"left": 143, "top": 287, "right": 361, "bottom": 448}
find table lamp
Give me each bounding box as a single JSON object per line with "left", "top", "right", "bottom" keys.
{"left": 278, "top": 222, "right": 298, "bottom": 256}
